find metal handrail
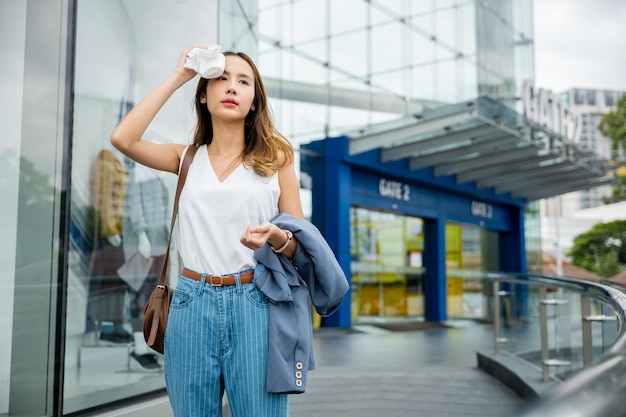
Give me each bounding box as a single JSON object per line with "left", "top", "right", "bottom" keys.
{"left": 486, "top": 273, "right": 626, "bottom": 417}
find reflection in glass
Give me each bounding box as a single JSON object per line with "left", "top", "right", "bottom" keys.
{"left": 446, "top": 222, "right": 500, "bottom": 319}
{"left": 64, "top": 0, "right": 208, "bottom": 412}
{"left": 351, "top": 207, "right": 425, "bottom": 321}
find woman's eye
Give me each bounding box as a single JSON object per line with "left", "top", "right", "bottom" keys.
{"left": 239, "top": 80, "right": 249, "bottom": 85}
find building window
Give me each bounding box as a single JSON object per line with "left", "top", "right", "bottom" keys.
{"left": 574, "top": 89, "right": 585, "bottom": 105}
{"left": 605, "top": 90, "right": 617, "bottom": 107}
{"left": 587, "top": 89, "right": 597, "bottom": 106}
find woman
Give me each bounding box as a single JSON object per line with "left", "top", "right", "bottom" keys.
{"left": 111, "top": 45, "right": 302, "bottom": 416}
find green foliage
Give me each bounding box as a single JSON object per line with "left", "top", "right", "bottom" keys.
{"left": 597, "top": 250, "right": 623, "bottom": 278}
{"left": 601, "top": 172, "right": 626, "bottom": 204}
{"left": 13, "top": 153, "right": 55, "bottom": 207}
{"left": 598, "top": 94, "right": 626, "bottom": 159}
{"left": 598, "top": 95, "right": 626, "bottom": 203}
{"left": 567, "top": 220, "right": 626, "bottom": 277}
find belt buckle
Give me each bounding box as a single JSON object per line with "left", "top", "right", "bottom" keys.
{"left": 210, "top": 275, "right": 224, "bottom": 287}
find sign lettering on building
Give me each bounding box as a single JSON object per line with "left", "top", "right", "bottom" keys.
{"left": 379, "top": 178, "right": 410, "bottom": 201}
{"left": 471, "top": 201, "right": 493, "bottom": 219}
{"left": 523, "top": 80, "right": 581, "bottom": 142}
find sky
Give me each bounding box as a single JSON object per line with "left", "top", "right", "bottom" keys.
{"left": 533, "top": 0, "right": 626, "bottom": 93}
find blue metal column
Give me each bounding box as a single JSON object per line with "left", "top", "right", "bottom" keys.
{"left": 310, "top": 137, "right": 352, "bottom": 327}
{"left": 500, "top": 207, "right": 528, "bottom": 317}
{"left": 423, "top": 217, "right": 447, "bottom": 321}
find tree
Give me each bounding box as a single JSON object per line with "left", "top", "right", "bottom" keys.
{"left": 598, "top": 94, "right": 626, "bottom": 158}
{"left": 567, "top": 220, "right": 626, "bottom": 277}
{"left": 598, "top": 94, "right": 626, "bottom": 202}
{"left": 601, "top": 167, "right": 626, "bottom": 204}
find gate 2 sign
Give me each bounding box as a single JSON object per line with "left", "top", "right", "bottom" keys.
{"left": 379, "top": 178, "right": 411, "bottom": 202}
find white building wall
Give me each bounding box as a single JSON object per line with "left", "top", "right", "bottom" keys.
{"left": 541, "top": 88, "right": 625, "bottom": 218}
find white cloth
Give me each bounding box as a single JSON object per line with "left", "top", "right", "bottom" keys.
{"left": 177, "top": 145, "right": 280, "bottom": 275}
{"left": 183, "top": 45, "right": 225, "bottom": 79}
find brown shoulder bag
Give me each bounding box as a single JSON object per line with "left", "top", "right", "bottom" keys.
{"left": 142, "top": 145, "right": 198, "bottom": 354}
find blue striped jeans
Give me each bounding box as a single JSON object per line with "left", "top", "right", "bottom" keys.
{"left": 164, "top": 269, "right": 289, "bottom": 416}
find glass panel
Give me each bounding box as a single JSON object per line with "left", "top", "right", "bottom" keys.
{"left": 434, "top": 59, "right": 457, "bottom": 104}
{"left": 408, "top": 30, "right": 435, "bottom": 67}
{"left": 292, "top": 0, "right": 327, "bottom": 43}
{"left": 409, "top": 12, "right": 435, "bottom": 39}
{"left": 258, "top": 2, "right": 280, "bottom": 41}
{"left": 2, "top": 0, "right": 68, "bottom": 415}
{"left": 371, "top": 0, "right": 406, "bottom": 16}
{"left": 329, "top": 106, "right": 371, "bottom": 135}
{"left": 259, "top": 0, "right": 281, "bottom": 8}
{"left": 493, "top": 280, "right": 620, "bottom": 383}
{"left": 351, "top": 207, "right": 425, "bottom": 321}
{"left": 221, "top": 0, "right": 258, "bottom": 54}
{"left": 411, "top": 65, "right": 435, "bottom": 102}
{"left": 330, "top": 0, "right": 366, "bottom": 35}
{"left": 458, "top": 60, "right": 479, "bottom": 101}
{"left": 330, "top": 31, "right": 367, "bottom": 78}
{"left": 371, "top": 22, "right": 402, "bottom": 74}
{"left": 476, "top": 1, "right": 516, "bottom": 104}
{"left": 457, "top": 3, "right": 476, "bottom": 56}
{"left": 446, "top": 223, "right": 499, "bottom": 319}
{"left": 370, "top": 69, "right": 405, "bottom": 98}
{"left": 65, "top": 0, "right": 214, "bottom": 412}
{"left": 370, "top": 4, "right": 396, "bottom": 26}
{"left": 435, "top": 7, "right": 456, "bottom": 49}
{"left": 271, "top": 99, "right": 329, "bottom": 148}
{"left": 0, "top": 1, "right": 27, "bottom": 414}
{"left": 408, "top": 1, "right": 435, "bottom": 15}
{"left": 258, "top": 48, "right": 280, "bottom": 78}
{"left": 280, "top": 49, "right": 328, "bottom": 84}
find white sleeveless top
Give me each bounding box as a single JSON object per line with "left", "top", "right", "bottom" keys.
{"left": 177, "top": 145, "right": 280, "bottom": 275}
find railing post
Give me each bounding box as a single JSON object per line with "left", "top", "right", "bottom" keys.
{"left": 494, "top": 279, "right": 501, "bottom": 354}
{"left": 556, "top": 288, "right": 571, "bottom": 360}
{"left": 581, "top": 295, "right": 593, "bottom": 367}
{"left": 581, "top": 296, "right": 617, "bottom": 368}
{"left": 540, "top": 287, "right": 571, "bottom": 382}
{"left": 493, "top": 279, "right": 510, "bottom": 355}
{"left": 539, "top": 287, "right": 550, "bottom": 381}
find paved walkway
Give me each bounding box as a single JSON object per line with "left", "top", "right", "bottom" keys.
{"left": 288, "top": 321, "right": 525, "bottom": 416}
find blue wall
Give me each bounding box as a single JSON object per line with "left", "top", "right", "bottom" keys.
{"left": 301, "top": 136, "right": 528, "bottom": 326}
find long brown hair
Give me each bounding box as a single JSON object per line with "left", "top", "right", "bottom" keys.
{"left": 191, "top": 52, "right": 293, "bottom": 177}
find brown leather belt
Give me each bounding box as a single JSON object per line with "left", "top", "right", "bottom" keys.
{"left": 181, "top": 268, "right": 254, "bottom": 286}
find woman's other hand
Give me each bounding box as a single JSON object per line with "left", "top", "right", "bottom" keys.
{"left": 240, "top": 221, "right": 274, "bottom": 250}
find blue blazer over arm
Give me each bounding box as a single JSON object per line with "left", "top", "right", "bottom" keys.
{"left": 253, "top": 212, "right": 349, "bottom": 394}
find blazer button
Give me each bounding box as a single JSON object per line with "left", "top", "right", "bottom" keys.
{"left": 295, "top": 379, "right": 302, "bottom": 387}
{"left": 295, "top": 371, "right": 302, "bottom": 378}
{"left": 296, "top": 362, "right": 303, "bottom": 370}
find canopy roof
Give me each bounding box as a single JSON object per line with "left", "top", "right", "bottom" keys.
{"left": 345, "top": 96, "right": 614, "bottom": 201}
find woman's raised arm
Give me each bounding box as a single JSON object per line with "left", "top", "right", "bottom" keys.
{"left": 110, "top": 46, "right": 202, "bottom": 173}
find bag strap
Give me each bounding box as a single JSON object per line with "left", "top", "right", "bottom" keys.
{"left": 157, "top": 145, "right": 199, "bottom": 287}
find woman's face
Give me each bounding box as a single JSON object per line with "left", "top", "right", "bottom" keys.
{"left": 202, "top": 55, "right": 256, "bottom": 122}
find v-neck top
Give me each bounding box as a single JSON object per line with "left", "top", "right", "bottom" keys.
{"left": 178, "top": 145, "right": 280, "bottom": 274}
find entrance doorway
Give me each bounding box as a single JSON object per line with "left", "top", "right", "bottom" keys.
{"left": 350, "top": 207, "right": 501, "bottom": 322}
{"left": 446, "top": 222, "right": 500, "bottom": 318}
{"left": 350, "top": 207, "right": 425, "bottom": 321}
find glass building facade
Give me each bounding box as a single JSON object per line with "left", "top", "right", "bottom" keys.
{"left": 251, "top": 0, "right": 534, "bottom": 144}
{"left": 1, "top": 0, "right": 546, "bottom": 415}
